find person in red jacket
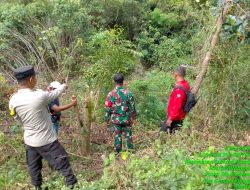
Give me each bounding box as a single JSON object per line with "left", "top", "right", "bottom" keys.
{"left": 162, "top": 66, "right": 190, "bottom": 133}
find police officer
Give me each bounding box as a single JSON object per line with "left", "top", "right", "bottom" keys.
{"left": 9, "top": 66, "right": 77, "bottom": 189}
{"left": 104, "top": 74, "right": 136, "bottom": 154}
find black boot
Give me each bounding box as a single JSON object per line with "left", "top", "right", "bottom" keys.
{"left": 34, "top": 186, "right": 42, "bottom": 190}
{"left": 34, "top": 186, "right": 48, "bottom": 190}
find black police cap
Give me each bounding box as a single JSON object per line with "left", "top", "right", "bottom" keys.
{"left": 14, "top": 65, "right": 36, "bottom": 80}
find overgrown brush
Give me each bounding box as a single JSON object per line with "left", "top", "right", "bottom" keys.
{"left": 191, "top": 42, "right": 250, "bottom": 131}
{"left": 88, "top": 128, "right": 240, "bottom": 190}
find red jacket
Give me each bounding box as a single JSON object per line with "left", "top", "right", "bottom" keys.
{"left": 167, "top": 80, "right": 190, "bottom": 121}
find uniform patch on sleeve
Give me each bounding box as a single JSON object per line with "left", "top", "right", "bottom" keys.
{"left": 9, "top": 107, "right": 15, "bottom": 116}
{"left": 105, "top": 99, "right": 112, "bottom": 107}
{"left": 105, "top": 101, "right": 112, "bottom": 107}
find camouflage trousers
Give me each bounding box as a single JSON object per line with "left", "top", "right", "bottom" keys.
{"left": 113, "top": 123, "right": 133, "bottom": 153}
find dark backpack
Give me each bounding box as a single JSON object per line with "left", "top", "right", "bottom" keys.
{"left": 175, "top": 86, "right": 197, "bottom": 113}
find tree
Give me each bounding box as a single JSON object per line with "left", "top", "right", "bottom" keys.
{"left": 192, "top": 0, "right": 249, "bottom": 94}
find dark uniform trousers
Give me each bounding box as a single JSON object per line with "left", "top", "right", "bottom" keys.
{"left": 159, "top": 119, "right": 183, "bottom": 134}
{"left": 26, "top": 140, "right": 77, "bottom": 187}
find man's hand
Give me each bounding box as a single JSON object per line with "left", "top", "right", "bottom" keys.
{"left": 130, "top": 119, "right": 136, "bottom": 125}
{"left": 104, "top": 120, "right": 110, "bottom": 128}
{"left": 166, "top": 118, "right": 172, "bottom": 127}
{"left": 71, "top": 95, "right": 77, "bottom": 106}
{"left": 63, "top": 84, "right": 68, "bottom": 90}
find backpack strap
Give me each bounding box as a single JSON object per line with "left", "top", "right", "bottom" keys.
{"left": 174, "top": 86, "right": 188, "bottom": 96}
{"left": 174, "top": 86, "right": 189, "bottom": 109}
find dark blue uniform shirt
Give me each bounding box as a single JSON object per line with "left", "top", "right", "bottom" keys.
{"left": 48, "top": 98, "right": 61, "bottom": 123}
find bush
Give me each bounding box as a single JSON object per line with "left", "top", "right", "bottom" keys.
{"left": 0, "top": 158, "right": 29, "bottom": 189}
{"left": 150, "top": 8, "right": 184, "bottom": 33}
{"left": 84, "top": 29, "right": 137, "bottom": 90}
{"left": 154, "top": 37, "right": 192, "bottom": 70}
{"left": 82, "top": 29, "right": 138, "bottom": 121}
{"left": 0, "top": 75, "right": 14, "bottom": 112}
{"left": 137, "top": 21, "right": 192, "bottom": 68}
{"left": 129, "top": 70, "right": 173, "bottom": 127}
{"left": 88, "top": 0, "right": 145, "bottom": 40}
{"left": 51, "top": 0, "right": 92, "bottom": 37}
{"left": 191, "top": 42, "right": 250, "bottom": 130}
{"left": 0, "top": 3, "right": 26, "bottom": 28}
{"left": 97, "top": 131, "right": 235, "bottom": 190}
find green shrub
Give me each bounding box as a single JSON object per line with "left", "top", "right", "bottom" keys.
{"left": 51, "top": 0, "right": 92, "bottom": 37}
{"left": 192, "top": 42, "right": 250, "bottom": 130}
{"left": 0, "top": 158, "right": 29, "bottom": 188}
{"left": 98, "top": 132, "right": 235, "bottom": 190}
{"left": 0, "top": 75, "right": 13, "bottom": 112}
{"left": 137, "top": 25, "right": 162, "bottom": 67}
{"left": 150, "top": 8, "right": 183, "bottom": 33}
{"left": 154, "top": 37, "right": 192, "bottom": 70}
{"left": 84, "top": 29, "right": 137, "bottom": 91}
{"left": 82, "top": 29, "right": 138, "bottom": 121}
{"left": 130, "top": 70, "right": 173, "bottom": 127}
{"left": 0, "top": 3, "right": 26, "bottom": 28}
{"left": 88, "top": 0, "right": 145, "bottom": 40}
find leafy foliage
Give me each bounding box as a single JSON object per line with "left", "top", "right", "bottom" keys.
{"left": 130, "top": 71, "right": 173, "bottom": 126}
{"left": 192, "top": 42, "right": 250, "bottom": 129}
{"left": 94, "top": 130, "right": 237, "bottom": 190}
{"left": 154, "top": 37, "right": 192, "bottom": 70}
{"left": 51, "top": 0, "right": 92, "bottom": 38}
{"left": 0, "top": 76, "right": 14, "bottom": 111}
{"left": 222, "top": 15, "right": 249, "bottom": 43}
{"left": 84, "top": 29, "right": 137, "bottom": 91}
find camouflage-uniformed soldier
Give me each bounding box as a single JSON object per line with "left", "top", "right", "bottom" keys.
{"left": 104, "top": 74, "right": 136, "bottom": 153}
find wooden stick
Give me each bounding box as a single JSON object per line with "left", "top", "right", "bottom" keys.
{"left": 75, "top": 105, "right": 84, "bottom": 128}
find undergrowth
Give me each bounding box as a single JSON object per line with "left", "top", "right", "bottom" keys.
{"left": 0, "top": 123, "right": 247, "bottom": 189}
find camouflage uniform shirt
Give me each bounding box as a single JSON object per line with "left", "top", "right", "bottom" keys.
{"left": 104, "top": 86, "right": 136, "bottom": 125}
